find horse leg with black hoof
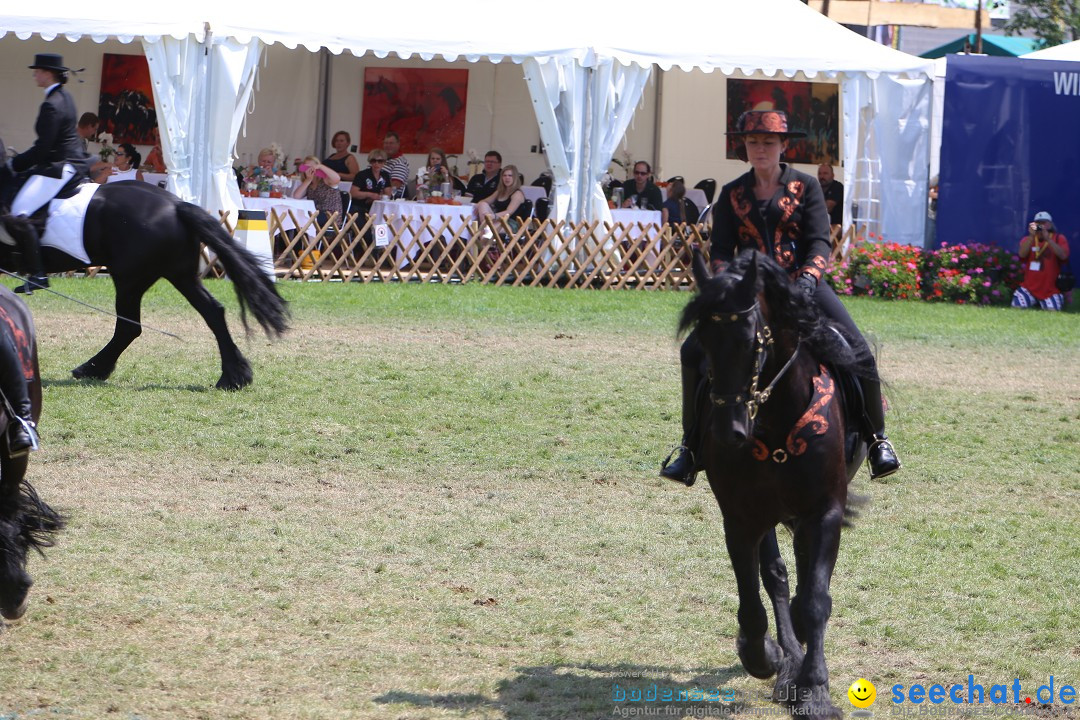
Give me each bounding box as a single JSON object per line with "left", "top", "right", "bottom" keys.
{"left": 758, "top": 529, "right": 805, "bottom": 702}
{"left": 782, "top": 506, "right": 846, "bottom": 720}
{"left": 166, "top": 273, "right": 254, "bottom": 391}
{"left": 70, "top": 274, "right": 157, "bottom": 383}
{"left": 725, "top": 527, "right": 785, "bottom": 680}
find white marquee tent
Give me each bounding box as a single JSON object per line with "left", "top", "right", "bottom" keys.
{"left": 1022, "top": 39, "right": 1080, "bottom": 60}
{"left": 2, "top": 0, "right": 935, "bottom": 244}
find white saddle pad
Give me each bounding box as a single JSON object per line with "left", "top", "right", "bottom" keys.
{"left": 41, "top": 182, "right": 100, "bottom": 264}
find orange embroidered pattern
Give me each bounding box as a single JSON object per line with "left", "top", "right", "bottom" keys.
{"left": 751, "top": 365, "right": 834, "bottom": 463}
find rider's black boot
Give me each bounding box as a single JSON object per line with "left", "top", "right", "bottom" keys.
{"left": 660, "top": 364, "right": 702, "bottom": 487}
{"left": 0, "top": 334, "right": 38, "bottom": 456}
{"left": 861, "top": 376, "right": 900, "bottom": 479}
{"left": 4, "top": 214, "right": 49, "bottom": 295}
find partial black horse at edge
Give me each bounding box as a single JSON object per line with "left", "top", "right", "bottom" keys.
{"left": 0, "top": 136, "right": 289, "bottom": 390}
{"left": 0, "top": 285, "right": 63, "bottom": 621}
{"left": 680, "top": 248, "right": 874, "bottom": 719}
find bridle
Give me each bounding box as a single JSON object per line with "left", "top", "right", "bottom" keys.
{"left": 706, "top": 299, "right": 802, "bottom": 421}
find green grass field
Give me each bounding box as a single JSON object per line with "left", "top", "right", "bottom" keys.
{"left": 1, "top": 279, "right": 1077, "bottom": 720}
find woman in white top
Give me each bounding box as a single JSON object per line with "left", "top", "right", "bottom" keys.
{"left": 106, "top": 143, "right": 144, "bottom": 183}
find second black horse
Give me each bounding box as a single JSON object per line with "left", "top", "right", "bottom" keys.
{"left": 0, "top": 175, "right": 288, "bottom": 390}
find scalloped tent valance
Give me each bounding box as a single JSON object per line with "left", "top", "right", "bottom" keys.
{"left": 1, "top": 0, "right": 932, "bottom": 78}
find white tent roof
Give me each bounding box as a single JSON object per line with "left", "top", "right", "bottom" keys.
{"left": 1022, "top": 39, "right": 1080, "bottom": 60}
{"left": 2, "top": 0, "right": 932, "bottom": 77}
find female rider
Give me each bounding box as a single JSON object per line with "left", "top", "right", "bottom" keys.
{"left": 660, "top": 110, "right": 900, "bottom": 485}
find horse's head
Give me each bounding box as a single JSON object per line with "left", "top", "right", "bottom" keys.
{"left": 0, "top": 516, "right": 33, "bottom": 620}
{"left": 683, "top": 249, "right": 768, "bottom": 446}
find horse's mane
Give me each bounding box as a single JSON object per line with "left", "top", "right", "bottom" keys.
{"left": 680, "top": 251, "right": 876, "bottom": 380}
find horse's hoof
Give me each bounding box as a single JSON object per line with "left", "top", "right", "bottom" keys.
{"left": 771, "top": 656, "right": 804, "bottom": 702}
{"left": 72, "top": 361, "right": 111, "bottom": 381}
{"left": 215, "top": 373, "right": 252, "bottom": 391}
{"left": 737, "top": 632, "right": 783, "bottom": 680}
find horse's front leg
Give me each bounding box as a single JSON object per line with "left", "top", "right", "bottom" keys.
{"left": 72, "top": 277, "right": 154, "bottom": 381}
{"left": 725, "top": 523, "right": 782, "bottom": 679}
{"left": 789, "top": 504, "right": 845, "bottom": 720}
{"left": 759, "top": 529, "right": 805, "bottom": 701}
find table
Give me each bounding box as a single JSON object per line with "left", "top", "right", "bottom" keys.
{"left": 370, "top": 200, "right": 475, "bottom": 267}
{"left": 608, "top": 208, "right": 663, "bottom": 265}
{"left": 659, "top": 187, "right": 709, "bottom": 213}
{"left": 242, "top": 197, "right": 318, "bottom": 237}
{"left": 143, "top": 172, "right": 169, "bottom": 189}
{"left": 521, "top": 186, "right": 547, "bottom": 205}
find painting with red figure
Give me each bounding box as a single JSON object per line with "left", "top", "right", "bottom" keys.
{"left": 99, "top": 53, "right": 158, "bottom": 145}
{"left": 360, "top": 68, "right": 468, "bottom": 154}
{"left": 725, "top": 79, "right": 839, "bottom": 165}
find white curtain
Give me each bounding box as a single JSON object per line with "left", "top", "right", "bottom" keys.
{"left": 142, "top": 34, "right": 202, "bottom": 202}
{"left": 842, "top": 74, "right": 932, "bottom": 247}
{"left": 523, "top": 56, "right": 587, "bottom": 226}
{"left": 206, "top": 36, "right": 261, "bottom": 218}
{"left": 586, "top": 59, "right": 652, "bottom": 229}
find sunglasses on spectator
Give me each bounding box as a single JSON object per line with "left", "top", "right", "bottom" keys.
{"left": 369, "top": 159, "right": 385, "bottom": 164}
{"left": 633, "top": 170, "right": 649, "bottom": 176}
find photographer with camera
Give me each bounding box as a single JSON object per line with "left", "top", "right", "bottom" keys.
{"left": 1012, "top": 210, "right": 1070, "bottom": 311}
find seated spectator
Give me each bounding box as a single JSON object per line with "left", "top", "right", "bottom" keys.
{"left": 350, "top": 149, "right": 392, "bottom": 217}
{"left": 382, "top": 132, "right": 409, "bottom": 197}
{"left": 622, "top": 161, "right": 662, "bottom": 210}
{"left": 293, "top": 156, "right": 342, "bottom": 223}
{"left": 144, "top": 127, "right": 166, "bottom": 173}
{"left": 248, "top": 148, "right": 277, "bottom": 178}
{"left": 105, "top": 143, "right": 144, "bottom": 183}
{"left": 323, "top": 130, "right": 359, "bottom": 183}
{"left": 412, "top": 147, "right": 451, "bottom": 199}
{"left": 76, "top": 112, "right": 98, "bottom": 151}
{"left": 661, "top": 177, "right": 700, "bottom": 226}
{"left": 818, "top": 163, "right": 843, "bottom": 228}
{"left": 476, "top": 164, "right": 526, "bottom": 224}
{"left": 1012, "top": 211, "right": 1070, "bottom": 311}
{"left": 464, "top": 150, "right": 502, "bottom": 201}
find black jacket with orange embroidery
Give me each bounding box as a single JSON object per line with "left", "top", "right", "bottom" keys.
{"left": 710, "top": 164, "right": 831, "bottom": 284}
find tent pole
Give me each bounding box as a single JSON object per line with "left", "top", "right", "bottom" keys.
{"left": 314, "top": 49, "right": 331, "bottom": 162}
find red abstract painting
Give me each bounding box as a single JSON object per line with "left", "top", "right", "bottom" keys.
{"left": 726, "top": 79, "right": 839, "bottom": 165}
{"left": 360, "top": 68, "right": 468, "bottom": 154}
{"left": 99, "top": 53, "right": 158, "bottom": 145}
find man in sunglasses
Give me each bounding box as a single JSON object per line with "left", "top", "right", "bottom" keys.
{"left": 621, "top": 161, "right": 663, "bottom": 211}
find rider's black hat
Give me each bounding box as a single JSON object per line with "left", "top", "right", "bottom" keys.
{"left": 29, "top": 53, "right": 69, "bottom": 73}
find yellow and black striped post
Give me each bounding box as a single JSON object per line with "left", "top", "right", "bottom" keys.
{"left": 234, "top": 209, "right": 275, "bottom": 281}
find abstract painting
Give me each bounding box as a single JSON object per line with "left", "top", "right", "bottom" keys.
{"left": 99, "top": 53, "right": 158, "bottom": 145}
{"left": 726, "top": 79, "right": 840, "bottom": 165}
{"left": 360, "top": 68, "right": 468, "bottom": 154}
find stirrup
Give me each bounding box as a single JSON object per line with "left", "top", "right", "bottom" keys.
{"left": 660, "top": 445, "right": 698, "bottom": 487}
{"left": 867, "top": 435, "right": 901, "bottom": 480}
{"left": 7, "top": 417, "right": 40, "bottom": 457}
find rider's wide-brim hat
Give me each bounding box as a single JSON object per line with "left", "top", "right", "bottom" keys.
{"left": 727, "top": 110, "right": 805, "bottom": 161}
{"left": 29, "top": 53, "right": 68, "bottom": 72}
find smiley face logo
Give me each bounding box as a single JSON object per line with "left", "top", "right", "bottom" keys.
{"left": 848, "top": 678, "right": 876, "bottom": 708}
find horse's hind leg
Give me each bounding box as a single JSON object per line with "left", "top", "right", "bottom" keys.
{"left": 759, "top": 529, "right": 804, "bottom": 701}
{"left": 788, "top": 506, "right": 845, "bottom": 720}
{"left": 168, "top": 275, "right": 252, "bottom": 390}
{"left": 725, "top": 525, "right": 782, "bottom": 679}
{"left": 72, "top": 277, "right": 154, "bottom": 381}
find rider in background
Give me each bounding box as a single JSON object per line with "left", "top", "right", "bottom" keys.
{"left": 4, "top": 53, "right": 90, "bottom": 294}
{"left": 660, "top": 110, "right": 900, "bottom": 485}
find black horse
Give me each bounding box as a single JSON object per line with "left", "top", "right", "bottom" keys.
{"left": 0, "top": 155, "right": 289, "bottom": 390}
{"left": 681, "top": 249, "right": 871, "bottom": 719}
{"left": 0, "top": 286, "right": 63, "bottom": 621}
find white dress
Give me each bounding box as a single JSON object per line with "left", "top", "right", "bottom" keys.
{"left": 106, "top": 167, "right": 139, "bottom": 183}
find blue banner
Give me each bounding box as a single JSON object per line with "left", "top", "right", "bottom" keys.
{"left": 938, "top": 54, "right": 1077, "bottom": 287}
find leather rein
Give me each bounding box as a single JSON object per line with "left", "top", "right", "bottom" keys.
{"left": 707, "top": 300, "right": 802, "bottom": 420}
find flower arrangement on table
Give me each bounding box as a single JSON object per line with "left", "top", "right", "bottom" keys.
{"left": 609, "top": 149, "right": 635, "bottom": 182}
{"left": 97, "top": 133, "right": 115, "bottom": 162}
{"left": 825, "top": 235, "right": 1023, "bottom": 305}
{"left": 466, "top": 148, "right": 481, "bottom": 178}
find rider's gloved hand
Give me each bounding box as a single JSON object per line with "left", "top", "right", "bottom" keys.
{"left": 795, "top": 272, "right": 817, "bottom": 299}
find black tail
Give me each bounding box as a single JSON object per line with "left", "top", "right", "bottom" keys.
{"left": 17, "top": 480, "right": 65, "bottom": 556}
{"left": 175, "top": 202, "right": 289, "bottom": 338}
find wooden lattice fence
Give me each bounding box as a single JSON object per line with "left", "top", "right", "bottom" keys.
{"left": 214, "top": 210, "right": 709, "bottom": 290}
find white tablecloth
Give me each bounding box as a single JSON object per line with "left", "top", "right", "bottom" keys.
{"left": 521, "top": 186, "right": 547, "bottom": 204}
{"left": 143, "top": 172, "right": 169, "bottom": 189}
{"left": 659, "top": 187, "right": 709, "bottom": 212}
{"left": 371, "top": 200, "right": 475, "bottom": 267}
{"left": 609, "top": 208, "right": 663, "bottom": 263}
{"left": 242, "top": 197, "right": 318, "bottom": 236}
